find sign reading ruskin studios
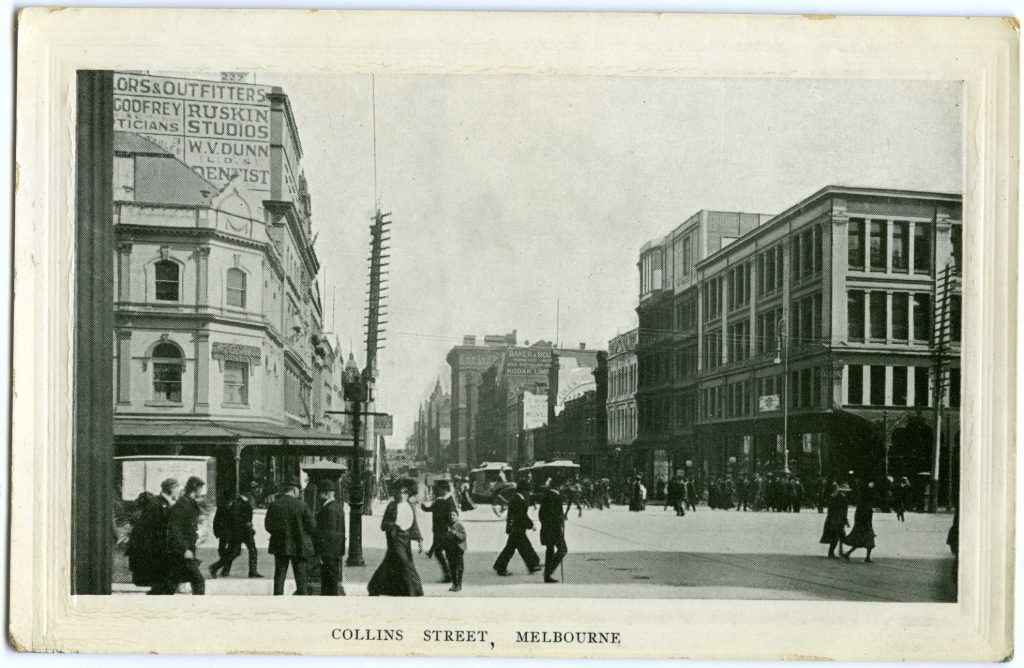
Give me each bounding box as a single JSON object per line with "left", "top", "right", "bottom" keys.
{"left": 113, "top": 72, "right": 272, "bottom": 194}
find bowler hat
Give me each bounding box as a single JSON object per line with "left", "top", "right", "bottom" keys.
{"left": 837, "top": 483, "right": 852, "bottom": 493}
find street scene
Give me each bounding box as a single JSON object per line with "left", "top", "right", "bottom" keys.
{"left": 73, "top": 70, "right": 962, "bottom": 600}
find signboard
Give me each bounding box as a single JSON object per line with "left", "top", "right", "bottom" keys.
{"left": 373, "top": 414, "right": 393, "bottom": 436}
{"left": 759, "top": 394, "right": 781, "bottom": 412}
{"left": 522, "top": 390, "right": 548, "bottom": 430}
{"left": 113, "top": 72, "right": 273, "bottom": 194}
{"left": 555, "top": 357, "right": 596, "bottom": 415}
{"left": 503, "top": 348, "right": 552, "bottom": 376}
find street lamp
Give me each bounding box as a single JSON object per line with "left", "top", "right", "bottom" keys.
{"left": 340, "top": 357, "right": 368, "bottom": 567}
{"left": 774, "top": 316, "right": 790, "bottom": 474}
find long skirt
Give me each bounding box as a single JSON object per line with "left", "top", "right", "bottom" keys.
{"left": 844, "top": 523, "right": 876, "bottom": 550}
{"left": 367, "top": 530, "right": 424, "bottom": 596}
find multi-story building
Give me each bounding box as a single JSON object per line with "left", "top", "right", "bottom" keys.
{"left": 407, "top": 379, "right": 451, "bottom": 469}
{"left": 445, "top": 331, "right": 518, "bottom": 468}
{"left": 111, "top": 73, "right": 350, "bottom": 500}
{"left": 635, "top": 186, "right": 961, "bottom": 506}
{"left": 607, "top": 329, "right": 639, "bottom": 476}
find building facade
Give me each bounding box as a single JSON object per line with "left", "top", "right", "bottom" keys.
{"left": 607, "top": 329, "right": 639, "bottom": 475}
{"left": 635, "top": 186, "right": 961, "bottom": 507}
{"left": 111, "top": 73, "right": 351, "bottom": 501}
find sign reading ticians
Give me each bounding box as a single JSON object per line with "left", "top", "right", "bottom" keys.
{"left": 113, "top": 72, "right": 272, "bottom": 194}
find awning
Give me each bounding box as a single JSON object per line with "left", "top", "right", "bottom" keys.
{"left": 114, "top": 419, "right": 370, "bottom": 458}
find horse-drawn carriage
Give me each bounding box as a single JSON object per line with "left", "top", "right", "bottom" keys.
{"left": 486, "top": 460, "right": 582, "bottom": 517}
{"left": 469, "top": 462, "right": 516, "bottom": 506}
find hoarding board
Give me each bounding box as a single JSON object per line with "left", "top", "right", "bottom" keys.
{"left": 113, "top": 72, "right": 273, "bottom": 194}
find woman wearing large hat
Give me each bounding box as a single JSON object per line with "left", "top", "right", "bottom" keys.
{"left": 367, "top": 478, "right": 424, "bottom": 596}
{"left": 843, "top": 481, "right": 877, "bottom": 563}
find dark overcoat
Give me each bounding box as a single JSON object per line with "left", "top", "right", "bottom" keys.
{"left": 819, "top": 494, "right": 849, "bottom": 543}
{"left": 265, "top": 493, "right": 317, "bottom": 557}
{"left": 315, "top": 498, "right": 346, "bottom": 558}
{"left": 538, "top": 489, "right": 565, "bottom": 546}
{"left": 505, "top": 492, "right": 534, "bottom": 534}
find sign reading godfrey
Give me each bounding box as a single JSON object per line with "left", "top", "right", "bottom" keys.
{"left": 113, "top": 72, "right": 272, "bottom": 194}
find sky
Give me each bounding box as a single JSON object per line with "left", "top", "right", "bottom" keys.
{"left": 257, "top": 73, "right": 962, "bottom": 450}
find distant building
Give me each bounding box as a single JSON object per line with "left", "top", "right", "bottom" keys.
{"left": 607, "top": 329, "right": 638, "bottom": 475}
{"left": 634, "top": 186, "right": 961, "bottom": 507}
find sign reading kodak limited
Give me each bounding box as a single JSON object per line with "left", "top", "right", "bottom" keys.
{"left": 113, "top": 72, "right": 272, "bottom": 193}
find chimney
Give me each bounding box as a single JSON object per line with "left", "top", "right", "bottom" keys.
{"left": 579, "top": 342, "right": 586, "bottom": 350}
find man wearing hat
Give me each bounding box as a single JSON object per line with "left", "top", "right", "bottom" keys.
{"left": 166, "top": 476, "right": 207, "bottom": 594}
{"left": 264, "top": 476, "right": 317, "bottom": 595}
{"left": 132, "top": 477, "right": 180, "bottom": 594}
{"left": 819, "top": 482, "right": 851, "bottom": 558}
{"left": 421, "top": 479, "right": 458, "bottom": 583}
{"left": 314, "top": 477, "right": 346, "bottom": 596}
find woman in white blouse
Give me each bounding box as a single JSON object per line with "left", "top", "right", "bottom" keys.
{"left": 367, "top": 478, "right": 424, "bottom": 596}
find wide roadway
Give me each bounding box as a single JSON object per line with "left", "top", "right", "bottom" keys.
{"left": 114, "top": 500, "right": 957, "bottom": 600}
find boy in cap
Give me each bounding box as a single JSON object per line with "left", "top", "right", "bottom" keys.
{"left": 439, "top": 509, "right": 467, "bottom": 592}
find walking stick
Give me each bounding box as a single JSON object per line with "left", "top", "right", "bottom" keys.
{"left": 560, "top": 525, "right": 565, "bottom": 583}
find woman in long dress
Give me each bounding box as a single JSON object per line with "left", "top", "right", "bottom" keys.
{"left": 843, "top": 482, "right": 877, "bottom": 563}
{"left": 368, "top": 478, "right": 425, "bottom": 596}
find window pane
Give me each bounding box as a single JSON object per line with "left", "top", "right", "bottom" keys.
{"left": 848, "top": 290, "right": 864, "bottom": 340}
{"left": 892, "top": 222, "right": 909, "bottom": 271}
{"left": 869, "top": 291, "right": 886, "bottom": 339}
{"left": 870, "top": 365, "right": 886, "bottom": 405}
{"left": 893, "top": 366, "right": 908, "bottom": 406}
{"left": 848, "top": 365, "right": 863, "bottom": 405}
{"left": 892, "top": 293, "right": 909, "bottom": 340}
{"left": 914, "top": 224, "right": 932, "bottom": 272}
{"left": 155, "top": 260, "right": 179, "bottom": 301}
{"left": 848, "top": 219, "right": 864, "bottom": 268}
{"left": 870, "top": 220, "right": 887, "bottom": 270}
{"left": 913, "top": 294, "right": 931, "bottom": 341}
{"left": 226, "top": 269, "right": 246, "bottom": 308}
{"left": 153, "top": 362, "right": 182, "bottom": 402}
{"left": 914, "top": 367, "right": 929, "bottom": 406}
{"left": 224, "top": 360, "right": 248, "bottom": 404}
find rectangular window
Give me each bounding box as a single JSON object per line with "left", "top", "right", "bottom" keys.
{"left": 893, "top": 366, "right": 908, "bottom": 406}
{"left": 914, "top": 367, "right": 929, "bottom": 406}
{"left": 848, "top": 219, "right": 865, "bottom": 269}
{"left": 790, "top": 370, "right": 799, "bottom": 409}
{"left": 800, "top": 368, "right": 812, "bottom": 407}
{"left": 801, "top": 229, "right": 814, "bottom": 277}
{"left": 801, "top": 296, "right": 814, "bottom": 345}
{"left": 892, "top": 221, "right": 909, "bottom": 272}
{"left": 870, "top": 365, "right": 886, "bottom": 405}
{"left": 913, "top": 293, "right": 931, "bottom": 342}
{"left": 949, "top": 368, "right": 961, "bottom": 407}
{"left": 224, "top": 360, "right": 249, "bottom": 405}
{"left": 812, "top": 293, "right": 823, "bottom": 340}
{"left": 813, "top": 225, "right": 822, "bottom": 273}
{"left": 812, "top": 367, "right": 822, "bottom": 407}
{"left": 869, "top": 291, "right": 886, "bottom": 339}
{"left": 153, "top": 362, "right": 182, "bottom": 403}
{"left": 848, "top": 290, "right": 865, "bottom": 340}
{"left": 765, "top": 249, "right": 776, "bottom": 292}
{"left": 892, "top": 293, "right": 909, "bottom": 340}
{"left": 848, "top": 365, "right": 864, "bottom": 405}
{"left": 914, "top": 224, "right": 932, "bottom": 273}
{"left": 870, "top": 220, "right": 887, "bottom": 271}
{"left": 683, "top": 236, "right": 693, "bottom": 276}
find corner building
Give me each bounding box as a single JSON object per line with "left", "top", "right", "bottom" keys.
{"left": 635, "top": 186, "right": 961, "bottom": 504}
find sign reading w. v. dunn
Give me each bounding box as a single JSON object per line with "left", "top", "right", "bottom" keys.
{"left": 113, "top": 72, "right": 272, "bottom": 193}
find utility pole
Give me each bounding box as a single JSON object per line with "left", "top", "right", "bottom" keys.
{"left": 775, "top": 316, "right": 789, "bottom": 474}
{"left": 340, "top": 209, "right": 391, "bottom": 566}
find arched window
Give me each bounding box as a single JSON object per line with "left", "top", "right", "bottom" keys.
{"left": 154, "top": 260, "right": 179, "bottom": 301}
{"left": 152, "top": 342, "right": 183, "bottom": 402}
{"left": 226, "top": 268, "right": 246, "bottom": 308}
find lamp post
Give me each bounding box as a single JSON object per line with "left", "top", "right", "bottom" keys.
{"left": 340, "top": 361, "right": 368, "bottom": 567}
{"left": 774, "top": 317, "right": 790, "bottom": 474}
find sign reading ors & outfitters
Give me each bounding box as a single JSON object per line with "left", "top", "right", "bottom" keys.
{"left": 113, "top": 72, "right": 272, "bottom": 194}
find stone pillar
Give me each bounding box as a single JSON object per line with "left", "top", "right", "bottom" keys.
{"left": 117, "top": 241, "right": 132, "bottom": 301}
{"left": 196, "top": 246, "right": 211, "bottom": 307}
{"left": 117, "top": 330, "right": 132, "bottom": 405}
{"left": 195, "top": 332, "right": 210, "bottom": 411}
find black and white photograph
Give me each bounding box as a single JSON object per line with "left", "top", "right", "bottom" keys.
{"left": 9, "top": 8, "right": 1016, "bottom": 661}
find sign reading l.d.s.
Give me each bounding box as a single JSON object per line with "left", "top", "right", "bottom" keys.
{"left": 113, "top": 72, "right": 272, "bottom": 193}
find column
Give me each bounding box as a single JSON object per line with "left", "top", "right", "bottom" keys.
{"left": 117, "top": 330, "right": 132, "bottom": 405}
{"left": 196, "top": 246, "right": 211, "bottom": 307}
{"left": 117, "top": 242, "right": 132, "bottom": 301}
{"left": 194, "top": 331, "right": 210, "bottom": 411}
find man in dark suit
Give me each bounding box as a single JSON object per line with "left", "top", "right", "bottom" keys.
{"left": 539, "top": 478, "right": 567, "bottom": 583}
{"left": 130, "top": 477, "right": 179, "bottom": 594}
{"left": 210, "top": 484, "right": 263, "bottom": 579}
{"left": 421, "top": 479, "right": 459, "bottom": 583}
{"left": 166, "top": 476, "right": 206, "bottom": 595}
{"left": 492, "top": 480, "right": 541, "bottom": 576}
{"left": 264, "top": 477, "right": 317, "bottom": 595}
{"left": 314, "top": 481, "right": 346, "bottom": 596}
